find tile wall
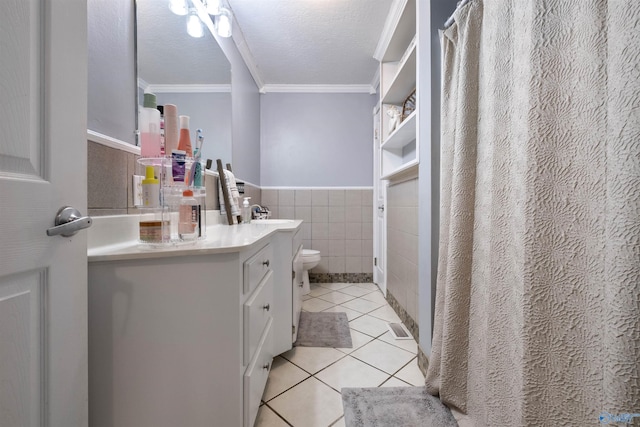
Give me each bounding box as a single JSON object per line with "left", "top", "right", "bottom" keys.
{"left": 261, "top": 189, "right": 374, "bottom": 277}
{"left": 386, "top": 178, "right": 419, "bottom": 326}
{"left": 88, "top": 141, "right": 261, "bottom": 217}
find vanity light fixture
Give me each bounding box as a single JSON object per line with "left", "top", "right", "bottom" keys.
{"left": 215, "top": 7, "right": 232, "bottom": 38}
{"left": 187, "top": 7, "right": 205, "bottom": 38}
{"left": 203, "top": 0, "right": 221, "bottom": 16}
{"left": 168, "top": 0, "right": 188, "bottom": 16}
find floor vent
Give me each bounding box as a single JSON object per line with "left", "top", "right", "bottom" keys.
{"left": 387, "top": 322, "right": 412, "bottom": 340}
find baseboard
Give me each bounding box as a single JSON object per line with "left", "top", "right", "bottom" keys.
{"left": 309, "top": 273, "right": 373, "bottom": 283}
{"left": 385, "top": 290, "right": 419, "bottom": 344}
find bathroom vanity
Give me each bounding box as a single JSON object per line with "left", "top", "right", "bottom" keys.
{"left": 87, "top": 216, "right": 303, "bottom": 427}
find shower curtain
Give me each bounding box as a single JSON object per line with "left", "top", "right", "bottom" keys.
{"left": 425, "top": 1, "right": 640, "bottom": 426}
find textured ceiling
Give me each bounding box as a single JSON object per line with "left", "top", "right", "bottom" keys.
{"left": 228, "top": 0, "right": 392, "bottom": 86}
{"left": 136, "top": 0, "right": 392, "bottom": 88}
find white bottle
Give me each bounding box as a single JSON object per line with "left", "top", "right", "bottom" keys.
{"left": 140, "top": 93, "right": 161, "bottom": 157}
{"left": 179, "top": 189, "right": 199, "bottom": 240}
{"left": 242, "top": 197, "right": 251, "bottom": 224}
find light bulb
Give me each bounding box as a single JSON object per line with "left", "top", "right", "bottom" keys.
{"left": 204, "top": 0, "right": 221, "bottom": 15}
{"left": 216, "top": 8, "right": 232, "bottom": 38}
{"left": 168, "top": 0, "right": 188, "bottom": 16}
{"left": 187, "top": 8, "right": 204, "bottom": 38}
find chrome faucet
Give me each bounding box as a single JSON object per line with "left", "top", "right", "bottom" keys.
{"left": 250, "top": 204, "right": 271, "bottom": 219}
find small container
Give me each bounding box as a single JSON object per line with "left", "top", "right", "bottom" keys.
{"left": 179, "top": 189, "right": 199, "bottom": 240}
{"left": 141, "top": 165, "right": 159, "bottom": 207}
{"left": 242, "top": 197, "right": 251, "bottom": 224}
{"left": 177, "top": 115, "right": 193, "bottom": 157}
{"left": 140, "top": 93, "right": 161, "bottom": 157}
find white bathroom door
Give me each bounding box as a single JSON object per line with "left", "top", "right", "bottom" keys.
{"left": 372, "top": 106, "right": 387, "bottom": 295}
{"left": 0, "top": 1, "right": 88, "bottom": 426}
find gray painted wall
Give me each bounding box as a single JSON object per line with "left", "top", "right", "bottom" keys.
{"left": 88, "top": 0, "right": 137, "bottom": 144}
{"left": 87, "top": 0, "right": 260, "bottom": 186}
{"left": 417, "top": 0, "right": 457, "bottom": 354}
{"left": 155, "top": 92, "right": 232, "bottom": 167}
{"left": 260, "top": 93, "right": 377, "bottom": 187}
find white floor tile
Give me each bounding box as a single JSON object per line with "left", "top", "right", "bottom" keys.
{"left": 394, "top": 358, "right": 425, "bottom": 386}
{"left": 335, "top": 329, "right": 374, "bottom": 354}
{"left": 281, "top": 346, "right": 345, "bottom": 374}
{"left": 367, "top": 305, "right": 402, "bottom": 323}
{"left": 337, "top": 285, "right": 375, "bottom": 298}
{"left": 268, "top": 377, "right": 344, "bottom": 427}
{"left": 319, "top": 282, "right": 353, "bottom": 290}
{"left": 255, "top": 405, "right": 289, "bottom": 427}
{"left": 354, "top": 283, "right": 380, "bottom": 291}
{"left": 315, "top": 355, "right": 389, "bottom": 392}
{"left": 321, "top": 305, "right": 364, "bottom": 321}
{"left": 340, "top": 298, "right": 384, "bottom": 314}
{"left": 317, "top": 291, "right": 356, "bottom": 305}
{"left": 348, "top": 314, "right": 390, "bottom": 337}
{"left": 377, "top": 331, "right": 418, "bottom": 354}
{"left": 379, "top": 376, "right": 412, "bottom": 387}
{"left": 350, "top": 339, "right": 415, "bottom": 375}
{"left": 359, "top": 290, "right": 388, "bottom": 305}
{"left": 309, "top": 285, "right": 333, "bottom": 297}
{"left": 262, "top": 356, "right": 311, "bottom": 402}
{"left": 302, "top": 298, "right": 336, "bottom": 312}
{"left": 302, "top": 294, "right": 313, "bottom": 301}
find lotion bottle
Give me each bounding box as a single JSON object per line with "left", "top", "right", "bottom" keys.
{"left": 140, "top": 93, "right": 162, "bottom": 157}
{"left": 141, "top": 165, "right": 159, "bottom": 207}
{"left": 179, "top": 189, "right": 199, "bottom": 240}
{"left": 242, "top": 197, "right": 251, "bottom": 223}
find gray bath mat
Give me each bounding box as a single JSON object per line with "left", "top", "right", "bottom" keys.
{"left": 342, "top": 386, "right": 458, "bottom": 427}
{"left": 294, "top": 312, "right": 352, "bottom": 348}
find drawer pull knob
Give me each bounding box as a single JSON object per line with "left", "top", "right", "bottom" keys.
{"left": 263, "top": 303, "right": 270, "bottom": 311}
{"left": 263, "top": 363, "right": 270, "bottom": 370}
{"left": 262, "top": 260, "right": 270, "bottom": 267}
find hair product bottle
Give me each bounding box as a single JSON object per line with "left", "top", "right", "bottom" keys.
{"left": 140, "top": 93, "right": 161, "bottom": 157}
{"left": 177, "top": 115, "right": 193, "bottom": 157}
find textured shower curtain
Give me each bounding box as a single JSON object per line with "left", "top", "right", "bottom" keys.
{"left": 425, "top": 1, "right": 640, "bottom": 426}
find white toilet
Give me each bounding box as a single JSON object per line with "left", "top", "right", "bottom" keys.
{"left": 301, "top": 249, "right": 321, "bottom": 295}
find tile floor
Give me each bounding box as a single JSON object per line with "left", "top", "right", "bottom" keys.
{"left": 256, "top": 282, "right": 425, "bottom": 427}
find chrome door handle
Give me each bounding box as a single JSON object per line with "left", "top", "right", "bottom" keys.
{"left": 46, "top": 206, "right": 92, "bottom": 237}
{"left": 378, "top": 206, "right": 384, "bottom": 212}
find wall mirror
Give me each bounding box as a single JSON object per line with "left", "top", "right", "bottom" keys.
{"left": 136, "top": 0, "right": 232, "bottom": 164}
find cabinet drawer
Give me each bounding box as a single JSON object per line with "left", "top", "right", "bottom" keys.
{"left": 243, "top": 270, "right": 273, "bottom": 365}
{"left": 244, "top": 319, "right": 273, "bottom": 427}
{"left": 243, "top": 244, "right": 273, "bottom": 294}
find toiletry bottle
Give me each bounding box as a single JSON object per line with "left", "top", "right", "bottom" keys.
{"left": 179, "top": 189, "right": 199, "bottom": 240}
{"left": 242, "top": 197, "right": 252, "bottom": 223}
{"left": 164, "top": 104, "right": 179, "bottom": 155}
{"left": 177, "top": 115, "right": 193, "bottom": 157}
{"left": 140, "top": 93, "right": 162, "bottom": 157}
{"left": 157, "top": 105, "right": 165, "bottom": 155}
{"left": 141, "top": 165, "right": 160, "bottom": 207}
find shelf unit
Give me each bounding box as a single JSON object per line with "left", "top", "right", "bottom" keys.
{"left": 136, "top": 157, "right": 206, "bottom": 245}
{"left": 378, "top": 0, "right": 417, "bottom": 181}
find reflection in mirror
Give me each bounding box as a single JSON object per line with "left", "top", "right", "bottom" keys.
{"left": 136, "top": 0, "right": 232, "bottom": 164}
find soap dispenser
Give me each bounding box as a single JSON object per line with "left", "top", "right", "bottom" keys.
{"left": 242, "top": 197, "right": 251, "bottom": 224}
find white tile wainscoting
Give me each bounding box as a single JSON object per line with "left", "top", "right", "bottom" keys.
{"left": 261, "top": 188, "right": 373, "bottom": 278}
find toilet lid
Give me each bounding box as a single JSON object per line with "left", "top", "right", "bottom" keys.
{"left": 302, "top": 249, "right": 320, "bottom": 257}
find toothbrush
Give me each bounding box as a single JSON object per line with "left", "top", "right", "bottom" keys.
{"left": 190, "top": 129, "right": 204, "bottom": 187}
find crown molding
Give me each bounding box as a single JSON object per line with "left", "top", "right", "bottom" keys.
{"left": 261, "top": 84, "right": 376, "bottom": 94}
{"left": 146, "top": 84, "right": 232, "bottom": 93}
{"left": 373, "top": 0, "right": 407, "bottom": 61}
{"left": 138, "top": 78, "right": 150, "bottom": 91}
{"left": 369, "top": 67, "right": 380, "bottom": 94}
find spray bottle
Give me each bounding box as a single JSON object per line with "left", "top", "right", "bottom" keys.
{"left": 242, "top": 197, "right": 251, "bottom": 224}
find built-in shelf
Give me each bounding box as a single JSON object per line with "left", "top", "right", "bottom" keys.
{"left": 381, "top": 111, "right": 416, "bottom": 150}
{"left": 381, "top": 44, "right": 416, "bottom": 105}
{"left": 378, "top": 0, "right": 417, "bottom": 182}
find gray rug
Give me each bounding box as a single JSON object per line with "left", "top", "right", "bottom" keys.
{"left": 294, "top": 312, "right": 352, "bottom": 348}
{"left": 342, "top": 386, "right": 458, "bottom": 427}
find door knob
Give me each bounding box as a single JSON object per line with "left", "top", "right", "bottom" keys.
{"left": 46, "top": 206, "right": 92, "bottom": 237}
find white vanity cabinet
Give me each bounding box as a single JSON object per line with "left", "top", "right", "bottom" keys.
{"left": 88, "top": 222, "right": 299, "bottom": 427}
